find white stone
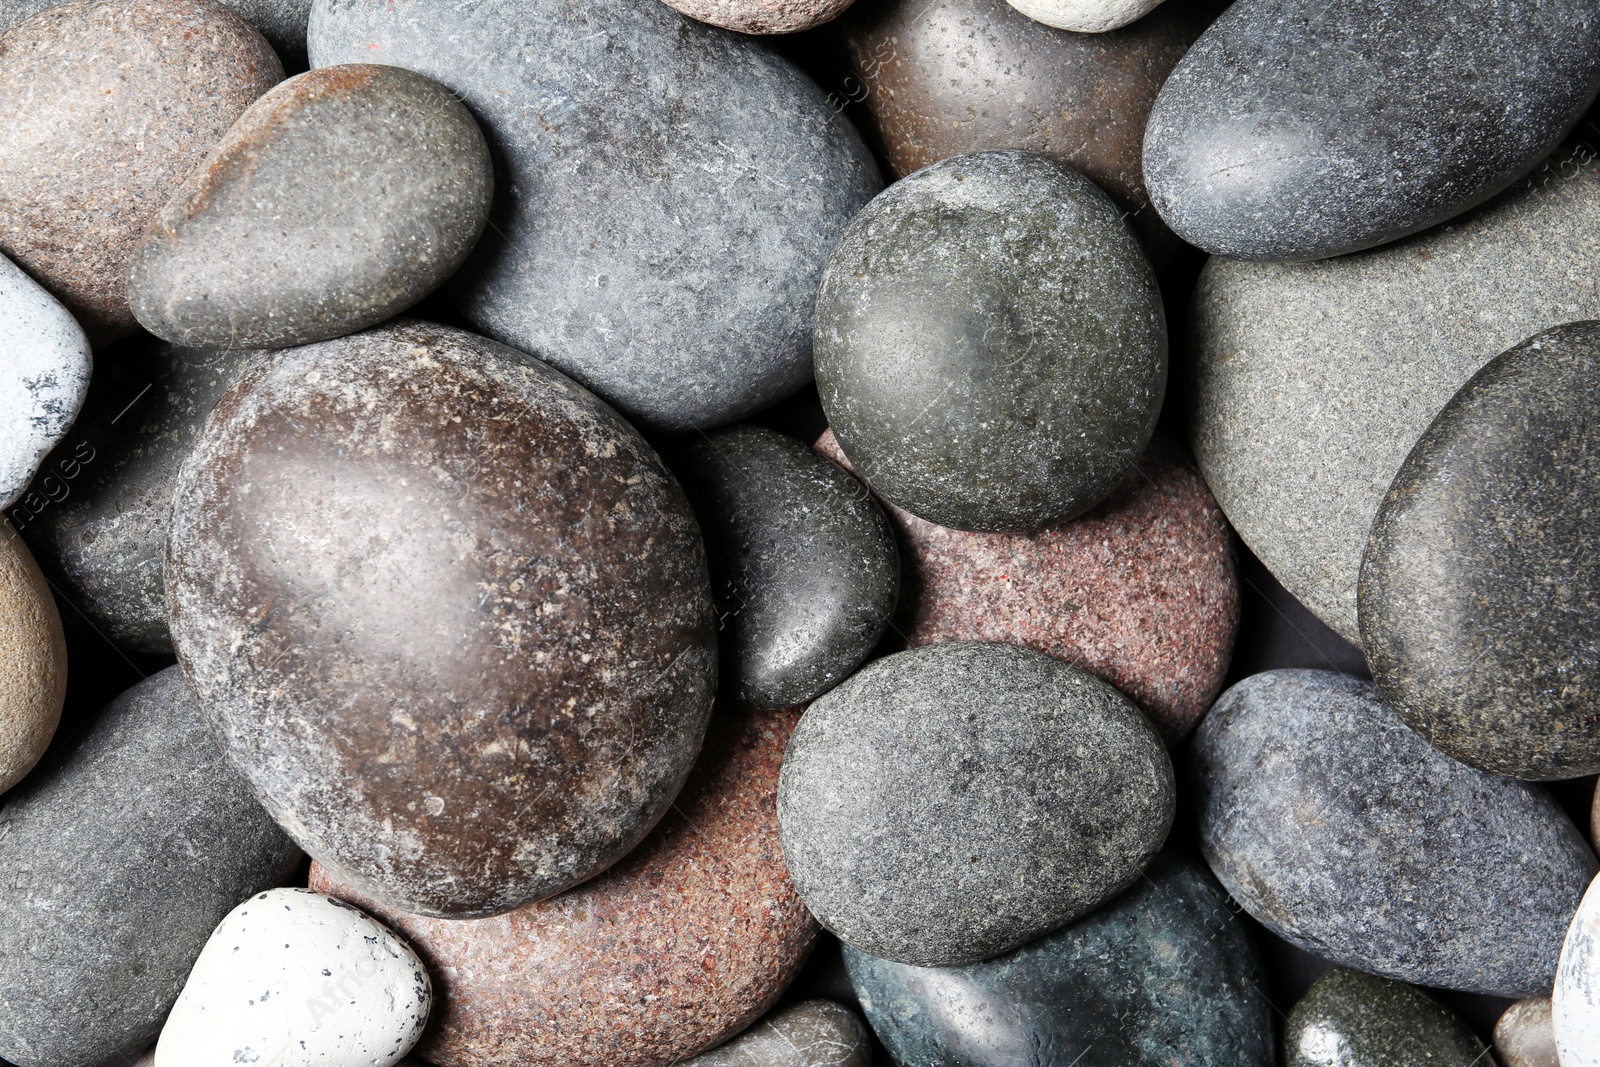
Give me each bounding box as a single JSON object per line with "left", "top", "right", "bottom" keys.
{"left": 1004, "top": 0, "right": 1164, "bottom": 31}
{"left": 1556, "top": 871, "right": 1600, "bottom": 1067}
{"left": 0, "top": 252, "right": 91, "bottom": 510}
{"left": 156, "top": 888, "right": 430, "bottom": 1067}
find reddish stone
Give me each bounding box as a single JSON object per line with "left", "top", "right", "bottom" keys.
{"left": 816, "top": 429, "right": 1237, "bottom": 740}
{"left": 311, "top": 703, "right": 817, "bottom": 1067}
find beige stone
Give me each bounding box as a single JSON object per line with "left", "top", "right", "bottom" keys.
{"left": 0, "top": 530, "right": 65, "bottom": 792}
{"left": 1495, "top": 996, "right": 1561, "bottom": 1067}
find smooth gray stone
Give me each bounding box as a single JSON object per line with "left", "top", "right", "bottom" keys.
{"left": 777, "top": 641, "right": 1174, "bottom": 967}
{"left": 843, "top": 851, "right": 1274, "bottom": 1067}
{"left": 0, "top": 0, "right": 312, "bottom": 59}
{"left": 308, "top": 0, "right": 881, "bottom": 431}
{"left": 1191, "top": 669, "right": 1598, "bottom": 997}
{"left": 1283, "top": 968, "right": 1490, "bottom": 1067}
{"left": 1143, "top": 0, "right": 1600, "bottom": 260}
{"left": 683, "top": 1000, "right": 872, "bottom": 1067}
{"left": 0, "top": 667, "right": 302, "bottom": 1067}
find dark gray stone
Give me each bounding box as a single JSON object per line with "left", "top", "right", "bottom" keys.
{"left": 1143, "top": 0, "right": 1600, "bottom": 260}
{"left": 777, "top": 640, "right": 1174, "bottom": 967}
{"left": 843, "top": 850, "right": 1275, "bottom": 1067}
{"left": 682, "top": 1000, "right": 872, "bottom": 1067}
{"left": 0, "top": 666, "right": 302, "bottom": 1067}
{"left": 1284, "top": 968, "right": 1490, "bottom": 1067}
{"left": 307, "top": 0, "right": 881, "bottom": 432}
{"left": 1360, "top": 322, "right": 1600, "bottom": 781}
{"left": 0, "top": 0, "right": 312, "bottom": 60}
{"left": 675, "top": 425, "right": 898, "bottom": 709}
{"left": 1191, "top": 669, "right": 1598, "bottom": 997}
{"left": 814, "top": 150, "right": 1165, "bottom": 533}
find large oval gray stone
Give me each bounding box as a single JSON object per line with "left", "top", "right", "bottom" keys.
{"left": 0, "top": 0, "right": 313, "bottom": 61}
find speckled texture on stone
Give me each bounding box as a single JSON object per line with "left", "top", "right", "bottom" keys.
{"left": 676, "top": 425, "right": 897, "bottom": 709}
{"left": 166, "top": 319, "right": 717, "bottom": 919}
{"left": 308, "top": 0, "right": 881, "bottom": 431}
{"left": 1495, "top": 997, "right": 1561, "bottom": 1067}
{"left": 128, "top": 64, "right": 492, "bottom": 350}
{"left": 1005, "top": 0, "right": 1163, "bottom": 32}
{"left": 815, "top": 151, "right": 1165, "bottom": 533}
{"left": 1283, "top": 968, "right": 1489, "bottom": 1067}
{"left": 0, "top": 532, "right": 65, "bottom": 794}
{"left": 1192, "top": 669, "right": 1598, "bottom": 997}
{"left": 0, "top": 0, "right": 282, "bottom": 345}
{"left": 0, "top": 0, "right": 313, "bottom": 59}
{"left": 816, "top": 428, "right": 1236, "bottom": 741}
{"left": 681, "top": 1000, "right": 871, "bottom": 1067}
{"left": 778, "top": 641, "right": 1174, "bottom": 967}
{"left": 1188, "top": 153, "right": 1600, "bottom": 643}
{"left": 1360, "top": 322, "right": 1600, "bottom": 781}
{"left": 843, "top": 850, "right": 1274, "bottom": 1066}
{"left": 663, "top": 0, "right": 856, "bottom": 33}
{"left": 0, "top": 667, "right": 303, "bottom": 1067}
{"left": 157, "top": 889, "right": 429, "bottom": 1067}
{"left": 0, "top": 253, "right": 90, "bottom": 511}
{"left": 1144, "top": 0, "right": 1600, "bottom": 260}
{"left": 310, "top": 703, "right": 817, "bottom": 1067}
{"left": 1556, "top": 873, "right": 1600, "bottom": 1067}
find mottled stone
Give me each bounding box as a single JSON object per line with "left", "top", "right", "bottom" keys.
{"left": 1283, "top": 968, "right": 1489, "bottom": 1067}
{"left": 1495, "top": 997, "right": 1561, "bottom": 1067}
{"left": 1189, "top": 153, "right": 1600, "bottom": 642}
{"left": 0, "top": 0, "right": 313, "bottom": 60}
{"left": 0, "top": 0, "right": 282, "bottom": 344}
{"left": 682, "top": 1001, "right": 870, "bottom": 1067}
{"left": 310, "top": 703, "right": 817, "bottom": 1067}
{"left": 167, "top": 320, "right": 716, "bottom": 919}
{"left": 0, "top": 532, "right": 65, "bottom": 794}
{"left": 0, "top": 667, "right": 302, "bottom": 1067}
{"left": 1360, "top": 323, "right": 1600, "bottom": 780}
{"left": 665, "top": 0, "right": 855, "bottom": 33}
{"left": 0, "top": 254, "right": 90, "bottom": 511}
{"left": 815, "top": 151, "right": 1165, "bottom": 533}
{"left": 1192, "top": 669, "right": 1598, "bottom": 997}
{"left": 816, "top": 428, "right": 1236, "bottom": 741}
{"left": 308, "top": 0, "right": 880, "bottom": 431}
{"left": 1556, "top": 873, "right": 1600, "bottom": 1067}
{"left": 1144, "top": 0, "right": 1600, "bottom": 260}
{"left": 128, "top": 64, "right": 492, "bottom": 350}
{"left": 778, "top": 641, "right": 1174, "bottom": 966}
{"left": 844, "top": 851, "right": 1274, "bottom": 1066}
{"left": 157, "top": 889, "right": 429, "bottom": 1067}
{"left": 1004, "top": 0, "right": 1163, "bottom": 31}
{"left": 675, "top": 425, "right": 897, "bottom": 709}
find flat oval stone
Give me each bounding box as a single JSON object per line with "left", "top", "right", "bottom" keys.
{"left": 309, "top": 704, "right": 817, "bottom": 1067}
{"left": 842, "top": 850, "right": 1274, "bottom": 1066}
{"left": 0, "top": 0, "right": 312, "bottom": 61}
{"left": 0, "top": 0, "right": 282, "bottom": 344}
{"left": 815, "top": 151, "right": 1165, "bottom": 533}
{"left": 166, "top": 320, "right": 717, "bottom": 918}
{"left": 0, "top": 533, "right": 65, "bottom": 794}
{"left": 308, "top": 0, "right": 881, "bottom": 431}
{"left": 1144, "top": 0, "right": 1600, "bottom": 260}
{"left": 681, "top": 1001, "right": 871, "bottom": 1067}
{"left": 675, "top": 425, "right": 897, "bottom": 709}
{"left": 1189, "top": 154, "right": 1600, "bottom": 642}
{"left": 1192, "top": 669, "right": 1598, "bottom": 997}
{"left": 1283, "top": 968, "right": 1490, "bottom": 1067}
{"left": 778, "top": 641, "right": 1174, "bottom": 967}
{"left": 815, "top": 428, "right": 1236, "bottom": 741}
{"left": 1496, "top": 997, "right": 1561, "bottom": 1067}
{"left": 0, "top": 667, "right": 302, "bottom": 1067}
{"left": 128, "top": 64, "right": 492, "bottom": 350}
{"left": 0, "top": 253, "right": 90, "bottom": 511}
{"left": 1556, "top": 873, "right": 1600, "bottom": 1067}
{"left": 664, "top": 0, "right": 856, "bottom": 33}
{"left": 1360, "top": 323, "right": 1600, "bottom": 780}
{"left": 1004, "top": 0, "right": 1163, "bottom": 31}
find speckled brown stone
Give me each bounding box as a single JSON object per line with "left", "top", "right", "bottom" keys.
{"left": 665, "top": 0, "right": 856, "bottom": 33}
{"left": 816, "top": 429, "right": 1236, "bottom": 741}
{"left": 1495, "top": 997, "right": 1561, "bottom": 1067}
{"left": 0, "top": 0, "right": 282, "bottom": 345}
{"left": 310, "top": 703, "right": 817, "bottom": 1067}
{"left": 0, "top": 531, "right": 65, "bottom": 794}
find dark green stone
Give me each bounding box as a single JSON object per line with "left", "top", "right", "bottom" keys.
{"left": 1283, "top": 968, "right": 1490, "bottom": 1067}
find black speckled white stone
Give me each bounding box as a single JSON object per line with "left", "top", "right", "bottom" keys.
{"left": 815, "top": 150, "right": 1165, "bottom": 533}
{"left": 307, "top": 0, "right": 881, "bottom": 432}
{"left": 777, "top": 641, "right": 1174, "bottom": 967}
{"left": 0, "top": 666, "right": 303, "bottom": 1067}
{"left": 0, "top": 251, "right": 90, "bottom": 512}
{"left": 1143, "top": 0, "right": 1600, "bottom": 260}
{"left": 1283, "top": 968, "right": 1490, "bottom": 1067}
{"left": 843, "top": 850, "right": 1274, "bottom": 1067}
{"left": 1191, "top": 669, "right": 1598, "bottom": 997}
{"left": 681, "top": 1000, "right": 872, "bottom": 1067}
{"left": 1361, "top": 322, "right": 1600, "bottom": 781}
{"left": 675, "top": 425, "right": 898, "bottom": 709}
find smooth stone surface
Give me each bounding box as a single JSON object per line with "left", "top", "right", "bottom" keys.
{"left": 1144, "top": 0, "right": 1600, "bottom": 260}
{"left": 311, "top": 704, "right": 817, "bottom": 1067}
{"left": 1189, "top": 153, "right": 1600, "bottom": 642}
{"left": 816, "top": 428, "right": 1237, "bottom": 741}
{"left": 1192, "top": 669, "right": 1598, "bottom": 997}
{"left": 128, "top": 64, "right": 492, "bottom": 350}
{"left": 1360, "top": 322, "right": 1600, "bottom": 780}
{"left": 682, "top": 1001, "right": 871, "bottom": 1067}
{"left": 0, "top": 667, "right": 302, "bottom": 1067}
{"left": 1283, "top": 968, "right": 1489, "bottom": 1067}
{"left": 1556, "top": 873, "right": 1600, "bottom": 1067}
{"left": 0, "top": 0, "right": 282, "bottom": 344}
{"left": 0, "top": 533, "right": 65, "bottom": 794}
{"left": 675, "top": 425, "right": 897, "bottom": 708}
{"left": 158, "top": 888, "right": 429, "bottom": 1067}
{"left": 167, "top": 320, "right": 717, "bottom": 919}
{"left": 843, "top": 851, "right": 1274, "bottom": 1066}
{"left": 309, "top": 0, "right": 881, "bottom": 431}
{"left": 0, "top": 254, "right": 90, "bottom": 511}
{"left": 779, "top": 641, "right": 1174, "bottom": 966}
{"left": 1495, "top": 997, "right": 1561, "bottom": 1067}
{"left": 0, "top": 0, "right": 313, "bottom": 59}
{"left": 664, "top": 0, "right": 856, "bottom": 33}
{"left": 815, "top": 151, "right": 1165, "bottom": 533}
{"left": 1004, "top": 0, "right": 1161, "bottom": 31}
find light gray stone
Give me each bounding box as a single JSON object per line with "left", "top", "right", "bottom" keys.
{"left": 0, "top": 252, "right": 89, "bottom": 511}
{"left": 1555, "top": 872, "right": 1600, "bottom": 1067}
{"left": 0, "top": 0, "right": 312, "bottom": 60}
{"left": 682, "top": 1001, "right": 871, "bottom": 1067}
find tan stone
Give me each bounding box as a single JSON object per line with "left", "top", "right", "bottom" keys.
{"left": 0, "top": 530, "right": 65, "bottom": 793}
{"left": 1495, "top": 996, "right": 1561, "bottom": 1067}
